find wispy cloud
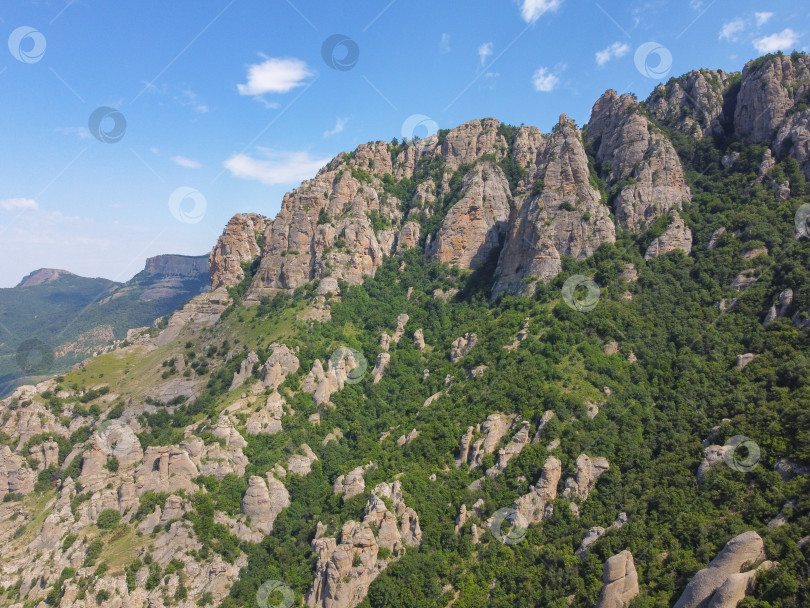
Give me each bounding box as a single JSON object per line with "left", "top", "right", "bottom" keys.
{"left": 754, "top": 12, "right": 774, "bottom": 26}
{"left": 0, "top": 197, "right": 38, "bottom": 212}
{"left": 532, "top": 67, "right": 559, "bottom": 92}
{"left": 224, "top": 149, "right": 332, "bottom": 186}
{"left": 237, "top": 56, "right": 313, "bottom": 97}
{"left": 719, "top": 18, "right": 746, "bottom": 41}
{"left": 754, "top": 28, "right": 800, "bottom": 53}
{"left": 55, "top": 126, "right": 92, "bottom": 140}
{"left": 176, "top": 89, "right": 209, "bottom": 114}
{"left": 323, "top": 117, "right": 348, "bottom": 138}
{"left": 595, "top": 41, "right": 630, "bottom": 66}
{"left": 440, "top": 33, "right": 451, "bottom": 54}
{"left": 520, "top": 0, "right": 562, "bottom": 23}
{"left": 171, "top": 156, "right": 201, "bottom": 169}
{"left": 478, "top": 42, "right": 493, "bottom": 66}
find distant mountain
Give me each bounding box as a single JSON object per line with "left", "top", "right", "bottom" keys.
{"left": 0, "top": 254, "right": 209, "bottom": 395}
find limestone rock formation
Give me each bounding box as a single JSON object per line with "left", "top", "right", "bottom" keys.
{"left": 595, "top": 550, "right": 640, "bottom": 608}
{"left": 562, "top": 454, "right": 610, "bottom": 501}
{"left": 413, "top": 328, "right": 426, "bottom": 350}
{"left": 230, "top": 352, "right": 259, "bottom": 391}
{"left": 487, "top": 420, "right": 530, "bottom": 476}
{"left": 575, "top": 526, "right": 606, "bottom": 558}
{"left": 456, "top": 413, "right": 515, "bottom": 468}
{"left": 511, "top": 456, "right": 562, "bottom": 526}
{"left": 260, "top": 342, "right": 300, "bottom": 389}
{"left": 0, "top": 445, "right": 36, "bottom": 499}
{"left": 646, "top": 70, "right": 731, "bottom": 139}
{"left": 245, "top": 391, "right": 285, "bottom": 435}
{"left": 370, "top": 353, "right": 390, "bottom": 384}
{"left": 241, "top": 474, "right": 290, "bottom": 534}
{"left": 209, "top": 213, "right": 266, "bottom": 290}
{"left": 674, "top": 531, "right": 767, "bottom": 608}
{"left": 288, "top": 444, "right": 318, "bottom": 476}
{"left": 644, "top": 213, "right": 693, "bottom": 259}
{"left": 450, "top": 332, "right": 477, "bottom": 363}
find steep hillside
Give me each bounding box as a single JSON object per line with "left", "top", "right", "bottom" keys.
{"left": 0, "top": 52, "right": 809, "bottom": 608}
{"left": 0, "top": 255, "right": 210, "bottom": 396}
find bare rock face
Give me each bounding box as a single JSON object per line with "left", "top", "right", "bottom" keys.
{"left": 307, "top": 480, "right": 421, "bottom": 608}
{"left": 596, "top": 550, "right": 640, "bottom": 608}
{"left": 333, "top": 464, "right": 368, "bottom": 501}
{"left": 736, "top": 353, "right": 756, "bottom": 370}
{"left": 674, "top": 531, "right": 767, "bottom": 608}
{"left": 371, "top": 353, "right": 391, "bottom": 384}
{"left": 450, "top": 332, "right": 478, "bottom": 363}
{"left": 413, "top": 328, "right": 426, "bottom": 350}
{"left": 734, "top": 54, "right": 810, "bottom": 148}
{"left": 575, "top": 526, "right": 606, "bottom": 558}
{"left": 440, "top": 117, "right": 507, "bottom": 172}
{"left": 562, "top": 454, "right": 610, "bottom": 501}
{"left": 456, "top": 413, "right": 515, "bottom": 468}
{"left": 0, "top": 445, "right": 36, "bottom": 499}
{"left": 775, "top": 109, "right": 810, "bottom": 179}
{"left": 245, "top": 391, "right": 285, "bottom": 435}
{"left": 157, "top": 290, "right": 231, "bottom": 347}
{"left": 698, "top": 444, "right": 731, "bottom": 481}
{"left": 288, "top": 444, "right": 318, "bottom": 476}
{"left": 587, "top": 90, "right": 692, "bottom": 233}
{"left": 230, "top": 352, "right": 260, "bottom": 391}
{"left": 646, "top": 70, "right": 732, "bottom": 139}
{"left": 209, "top": 213, "right": 266, "bottom": 290}
{"left": 511, "top": 456, "right": 562, "bottom": 525}
{"left": 644, "top": 213, "right": 693, "bottom": 259}
{"left": 427, "top": 162, "right": 510, "bottom": 269}
{"left": 707, "top": 561, "right": 775, "bottom": 608}
{"left": 211, "top": 416, "right": 248, "bottom": 449}
{"left": 493, "top": 115, "right": 616, "bottom": 296}
{"left": 487, "top": 420, "right": 531, "bottom": 476}
{"left": 98, "top": 421, "right": 143, "bottom": 468}
{"left": 241, "top": 474, "right": 290, "bottom": 534}
{"left": 396, "top": 221, "right": 421, "bottom": 252}
{"left": 261, "top": 342, "right": 300, "bottom": 389}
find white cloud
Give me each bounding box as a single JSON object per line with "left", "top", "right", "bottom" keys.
{"left": 55, "top": 126, "right": 92, "bottom": 140}
{"left": 171, "top": 156, "right": 201, "bottom": 169}
{"left": 520, "top": 0, "right": 562, "bottom": 23}
{"left": 478, "top": 42, "right": 493, "bottom": 66}
{"left": 719, "top": 18, "right": 746, "bottom": 41}
{"left": 532, "top": 67, "right": 559, "bottom": 92}
{"left": 223, "top": 149, "right": 332, "bottom": 186}
{"left": 755, "top": 12, "right": 774, "bottom": 26}
{"left": 0, "top": 198, "right": 38, "bottom": 212}
{"left": 176, "top": 89, "right": 209, "bottom": 113}
{"left": 237, "top": 56, "right": 313, "bottom": 96}
{"left": 754, "top": 28, "right": 800, "bottom": 53}
{"left": 595, "top": 41, "right": 630, "bottom": 66}
{"left": 324, "top": 117, "right": 348, "bottom": 138}
{"left": 440, "top": 33, "right": 451, "bottom": 54}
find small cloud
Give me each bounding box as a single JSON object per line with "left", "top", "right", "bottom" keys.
{"left": 223, "top": 149, "right": 332, "bottom": 186}
{"left": 595, "top": 41, "right": 630, "bottom": 66}
{"left": 176, "top": 89, "right": 209, "bottom": 114}
{"left": 520, "top": 0, "right": 562, "bottom": 23}
{"left": 171, "top": 156, "right": 201, "bottom": 169}
{"left": 755, "top": 12, "right": 774, "bottom": 26}
{"left": 532, "top": 67, "right": 559, "bottom": 92}
{"left": 719, "top": 18, "right": 746, "bottom": 41}
{"left": 478, "top": 42, "right": 493, "bottom": 66}
{"left": 0, "top": 197, "right": 38, "bottom": 212}
{"left": 440, "top": 33, "right": 451, "bottom": 54}
{"left": 150, "top": 147, "right": 160, "bottom": 154}
{"left": 754, "top": 28, "right": 800, "bottom": 53}
{"left": 55, "top": 126, "right": 92, "bottom": 140}
{"left": 237, "top": 56, "right": 313, "bottom": 96}
{"left": 324, "top": 117, "right": 348, "bottom": 138}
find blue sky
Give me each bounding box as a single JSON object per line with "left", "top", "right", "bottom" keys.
{"left": 0, "top": 0, "right": 806, "bottom": 287}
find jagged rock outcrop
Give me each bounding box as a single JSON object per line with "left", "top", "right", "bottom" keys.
{"left": 288, "top": 444, "right": 318, "bottom": 476}
{"left": 644, "top": 213, "right": 693, "bottom": 259}
{"left": 413, "top": 328, "right": 426, "bottom": 350}
{"left": 456, "top": 413, "right": 515, "bottom": 468}
{"left": 396, "top": 429, "right": 419, "bottom": 446}
{"left": 487, "top": 420, "right": 530, "bottom": 476}
{"left": 209, "top": 213, "right": 266, "bottom": 290}
{"left": 596, "top": 550, "right": 640, "bottom": 608}
{"left": 494, "top": 115, "right": 616, "bottom": 296}
{"left": 587, "top": 90, "right": 691, "bottom": 233}
{"left": 333, "top": 464, "right": 374, "bottom": 501}
{"left": 450, "top": 332, "right": 477, "bottom": 363}
{"left": 646, "top": 70, "right": 732, "bottom": 139}
{"left": 396, "top": 221, "right": 421, "bottom": 252}
{"left": 370, "top": 353, "right": 390, "bottom": 384}
{"left": 698, "top": 444, "right": 731, "bottom": 481}
{"left": 230, "top": 351, "right": 259, "bottom": 391}
{"left": 674, "top": 531, "right": 767, "bottom": 608}
{"left": 157, "top": 289, "right": 231, "bottom": 346}
{"left": 763, "top": 288, "right": 794, "bottom": 326}
{"left": 241, "top": 474, "right": 290, "bottom": 534}
{"left": 261, "top": 342, "right": 300, "bottom": 389}
{"left": 575, "top": 526, "right": 606, "bottom": 557}
{"left": 245, "top": 391, "right": 285, "bottom": 435}
{"left": 531, "top": 410, "right": 556, "bottom": 444}
{"left": 511, "top": 456, "right": 562, "bottom": 526}
{"left": 562, "top": 454, "right": 610, "bottom": 501}
{"left": 0, "top": 445, "right": 36, "bottom": 499}
{"left": 427, "top": 161, "right": 510, "bottom": 269}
